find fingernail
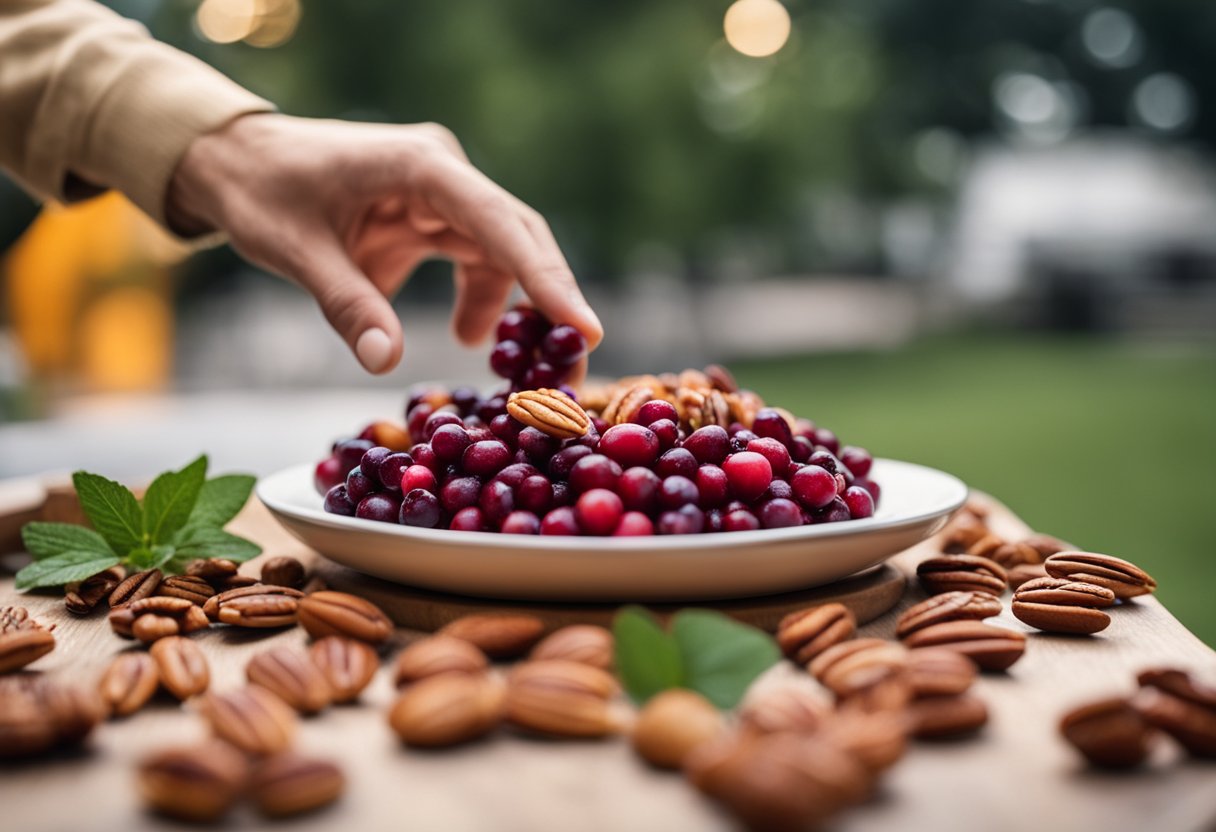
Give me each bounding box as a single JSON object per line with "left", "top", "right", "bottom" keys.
{"left": 355, "top": 328, "right": 394, "bottom": 373}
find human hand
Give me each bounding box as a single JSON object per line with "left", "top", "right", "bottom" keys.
{"left": 167, "top": 113, "right": 602, "bottom": 374}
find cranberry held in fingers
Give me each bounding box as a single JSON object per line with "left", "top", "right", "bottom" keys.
{"left": 843, "top": 486, "right": 875, "bottom": 519}
{"left": 576, "top": 489, "right": 623, "bottom": 536}
{"left": 497, "top": 306, "right": 549, "bottom": 349}
{"left": 430, "top": 424, "right": 472, "bottom": 465}
{"left": 490, "top": 339, "right": 529, "bottom": 381}
{"left": 634, "top": 400, "right": 679, "bottom": 427}
{"left": 400, "top": 489, "right": 441, "bottom": 528}
{"left": 618, "top": 467, "right": 661, "bottom": 513}
{"left": 323, "top": 484, "right": 356, "bottom": 516}
{"left": 759, "top": 498, "right": 803, "bottom": 529}
{"left": 569, "top": 454, "right": 622, "bottom": 494}
{"left": 540, "top": 506, "right": 580, "bottom": 535}
{"left": 463, "top": 440, "right": 511, "bottom": 479}
{"left": 656, "top": 448, "right": 697, "bottom": 480}
{"left": 683, "top": 426, "right": 730, "bottom": 466}
{"left": 696, "top": 465, "right": 729, "bottom": 509}
{"left": 597, "top": 424, "right": 660, "bottom": 468}
{"left": 501, "top": 511, "right": 541, "bottom": 535}
{"left": 400, "top": 465, "right": 437, "bottom": 494}
{"left": 541, "top": 325, "right": 587, "bottom": 366}
{"left": 746, "top": 438, "right": 790, "bottom": 479}
{"left": 722, "top": 451, "right": 773, "bottom": 503}
{"left": 479, "top": 480, "right": 515, "bottom": 526}
{"left": 450, "top": 507, "right": 488, "bottom": 532}
{"left": 314, "top": 456, "right": 344, "bottom": 495}
{"left": 613, "top": 512, "right": 655, "bottom": 536}
{"left": 723, "top": 509, "right": 760, "bottom": 532}
{"left": 357, "top": 494, "right": 400, "bottom": 523}
{"left": 791, "top": 465, "right": 837, "bottom": 510}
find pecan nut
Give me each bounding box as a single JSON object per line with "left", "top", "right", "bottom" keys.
{"left": 528, "top": 625, "right": 613, "bottom": 670}
{"left": 506, "top": 388, "right": 592, "bottom": 439}
{"left": 137, "top": 742, "right": 249, "bottom": 822}
{"left": 1011, "top": 577, "right": 1115, "bottom": 635}
{"left": 504, "top": 659, "right": 623, "bottom": 738}
{"left": 158, "top": 575, "right": 216, "bottom": 606}
{"left": 901, "top": 620, "right": 1027, "bottom": 672}
{"left": 309, "top": 636, "right": 379, "bottom": 703}
{"left": 394, "top": 635, "right": 488, "bottom": 687}
{"left": 98, "top": 651, "right": 160, "bottom": 717}
{"left": 0, "top": 675, "right": 104, "bottom": 759}
{"left": 64, "top": 566, "right": 125, "bottom": 615}
{"left": 1044, "top": 551, "right": 1157, "bottom": 600}
{"left": 199, "top": 686, "right": 297, "bottom": 756}
{"left": 250, "top": 752, "right": 346, "bottom": 818}
{"left": 916, "top": 554, "right": 1008, "bottom": 597}
{"left": 0, "top": 607, "right": 55, "bottom": 674}
{"left": 737, "top": 685, "right": 830, "bottom": 736}
{"left": 259, "top": 556, "right": 307, "bottom": 589}
{"left": 149, "top": 635, "right": 210, "bottom": 700}
{"left": 440, "top": 614, "right": 544, "bottom": 659}
{"left": 909, "top": 692, "right": 989, "bottom": 739}
{"left": 203, "top": 584, "right": 303, "bottom": 625}
{"left": 297, "top": 591, "right": 392, "bottom": 644}
{"left": 817, "top": 710, "right": 908, "bottom": 774}
{"left": 807, "top": 638, "right": 909, "bottom": 699}
{"left": 631, "top": 688, "right": 723, "bottom": 769}
{"left": 388, "top": 672, "right": 505, "bottom": 748}
{"left": 776, "top": 603, "right": 856, "bottom": 665}
{"left": 1134, "top": 668, "right": 1216, "bottom": 759}
{"left": 108, "top": 568, "right": 163, "bottom": 608}
{"left": 110, "top": 595, "right": 209, "bottom": 642}
{"left": 247, "top": 646, "right": 332, "bottom": 714}
{"left": 895, "top": 591, "right": 1002, "bottom": 640}
{"left": 906, "top": 647, "right": 978, "bottom": 698}
{"left": 1060, "top": 697, "right": 1154, "bottom": 768}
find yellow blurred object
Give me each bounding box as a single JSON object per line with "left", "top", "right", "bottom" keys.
{"left": 3, "top": 191, "right": 189, "bottom": 391}
{"left": 724, "top": 0, "right": 791, "bottom": 58}
{"left": 196, "top": 0, "right": 301, "bottom": 48}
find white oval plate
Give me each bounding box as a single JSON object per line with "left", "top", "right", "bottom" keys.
{"left": 257, "top": 458, "right": 966, "bottom": 602}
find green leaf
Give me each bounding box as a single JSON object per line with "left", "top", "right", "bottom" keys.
{"left": 72, "top": 470, "right": 143, "bottom": 555}
{"left": 142, "top": 455, "right": 208, "bottom": 545}
{"left": 185, "top": 474, "right": 256, "bottom": 529}
{"left": 20, "top": 522, "right": 113, "bottom": 560}
{"left": 171, "top": 526, "right": 261, "bottom": 565}
{"left": 126, "top": 545, "right": 176, "bottom": 571}
{"left": 671, "top": 610, "right": 781, "bottom": 709}
{"left": 612, "top": 606, "right": 683, "bottom": 704}
{"left": 16, "top": 551, "right": 121, "bottom": 590}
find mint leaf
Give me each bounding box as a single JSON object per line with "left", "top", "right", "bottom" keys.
{"left": 73, "top": 470, "right": 143, "bottom": 555}
{"left": 21, "top": 522, "right": 112, "bottom": 561}
{"left": 613, "top": 606, "right": 683, "bottom": 704}
{"left": 671, "top": 610, "right": 780, "bottom": 709}
{"left": 16, "top": 551, "right": 121, "bottom": 590}
{"left": 127, "top": 545, "right": 176, "bottom": 571}
{"left": 172, "top": 526, "right": 261, "bottom": 565}
{"left": 142, "top": 455, "right": 207, "bottom": 545}
{"left": 185, "top": 474, "right": 255, "bottom": 529}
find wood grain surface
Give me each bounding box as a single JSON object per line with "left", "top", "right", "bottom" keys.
{"left": 1, "top": 491, "right": 1214, "bottom": 832}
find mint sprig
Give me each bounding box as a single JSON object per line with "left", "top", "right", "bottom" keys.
{"left": 16, "top": 455, "right": 260, "bottom": 591}
{"left": 612, "top": 606, "right": 781, "bottom": 709}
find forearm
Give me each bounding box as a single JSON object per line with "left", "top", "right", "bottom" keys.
{"left": 0, "top": 0, "right": 273, "bottom": 233}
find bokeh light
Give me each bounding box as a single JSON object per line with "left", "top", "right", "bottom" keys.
{"left": 1081, "top": 8, "right": 1143, "bottom": 69}
{"left": 1131, "top": 72, "right": 1195, "bottom": 133}
{"left": 196, "top": 0, "right": 300, "bottom": 48}
{"left": 724, "top": 0, "right": 791, "bottom": 59}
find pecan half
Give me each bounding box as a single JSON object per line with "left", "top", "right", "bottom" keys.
{"left": 1060, "top": 697, "right": 1154, "bottom": 768}
{"left": 247, "top": 646, "right": 332, "bottom": 714}
{"left": 0, "top": 606, "right": 54, "bottom": 674}
{"left": 1044, "top": 551, "right": 1157, "bottom": 600}
{"left": 506, "top": 388, "right": 591, "bottom": 439}
{"left": 149, "top": 636, "right": 210, "bottom": 700}
{"left": 137, "top": 742, "right": 248, "bottom": 822}
{"left": 158, "top": 575, "right": 216, "bottom": 606}
{"left": 529, "top": 625, "right": 614, "bottom": 671}
{"left": 901, "top": 620, "right": 1026, "bottom": 672}
{"left": 916, "top": 554, "right": 1007, "bottom": 597}
{"left": 109, "top": 569, "right": 163, "bottom": 608}
{"left": 776, "top": 603, "right": 856, "bottom": 665}
{"left": 504, "top": 659, "right": 623, "bottom": 738}
{"left": 310, "top": 636, "right": 379, "bottom": 703}
{"left": 600, "top": 383, "right": 659, "bottom": 426}
{"left": 440, "top": 614, "right": 545, "bottom": 659}
{"left": 199, "top": 686, "right": 297, "bottom": 756}
{"left": 250, "top": 752, "right": 346, "bottom": 818}
{"left": 895, "top": 591, "right": 1002, "bottom": 640}
{"left": 388, "top": 672, "right": 504, "bottom": 748}
{"left": 64, "top": 566, "right": 126, "bottom": 615}
{"left": 1011, "top": 577, "right": 1115, "bottom": 635}
{"left": 98, "top": 652, "right": 160, "bottom": 717}
{"left": 297, "top": 591, "right": 392, "bottom": 644}
{"left": 394, "top": 635, "right": 488, "bottom": 687}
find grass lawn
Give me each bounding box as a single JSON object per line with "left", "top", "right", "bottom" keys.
{"left": 732, "top": 333, "right": 1216, "bottom": 647}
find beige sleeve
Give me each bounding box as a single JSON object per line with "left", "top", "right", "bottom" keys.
{"left": 0, "top": 0, "right": 273, "bottom": 230}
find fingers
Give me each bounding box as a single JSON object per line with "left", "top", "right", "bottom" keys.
{"left": 295, "top": 239, "right": 404, "bottom": 374}
{"left": 451, "top": 265, "right": 514, "bottom": 345}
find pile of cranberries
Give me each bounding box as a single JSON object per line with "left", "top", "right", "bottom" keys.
{"left": 313, "top": 309, "right": 879, "bottom": 537}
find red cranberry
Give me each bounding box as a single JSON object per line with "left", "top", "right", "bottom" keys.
{"left": 489, "top": 414, "right": 523, "bottom": 445}
{"left": 523, "top": 361, "right": 562, "bottom": 389}
{"left": 356, "top": 423, "right": 378, "bottom": 442}
{"left": 551, "top": 481, "right": 574, "bottom": 507}
{"left": 597, "top": 424, "right": 660, "bottom": 468}
{"left": 575, "top": 489, "right": 623, "bottom": 536}
{"left": 656, "top": 448, "right": 697, "bottom": 479}
{"left": 430, "top": 424, "right": 472, "bottom": 465}
{"left": 463, "top": 440, "right": 511, "bottom": 479}
{"left": 704, "top": 509, "right": 724, "bottom": 533}
{"left": 683, "top": 426, "right": 730, "bottom": 465}
{"left": 759, "top": 498, "right": 803, "bottom": 529}
{"left": 548, "top": 444, "right": 593, "bottom": 480}
{"left": 449, "top": 506, "right": 488, "bottom": 531}
{"left": 733, "top": 429, "right": 759, "bottom": 444}
{"left": 723, "top": 509, "right": 760, "bottom": 532}
{"left": 791, "top": 436, "right": 814, "bottom": 463}
{"left": 440, "top": 476, "right": 481, "bottom": 514}
{"left": 314, "top": 456, "right": 344, "bottom": 495}
{"left": 376, "top": 452, "right": 413, "bottom": 492}
{"left": 423, "top": 411, "right": 462, "bottom": 442}
{"left": 517, "top": 475, "right": 554, "bottom": 514}
{"left": 795, "top": 418, "right": 816, "bottom": 439}
{"left": 490, "top": 339, "right": 529, "bottom": 381}
{"left": 569, "top": 454, "right": 623, "bottom": 494}
{"left": 401, "top": 465, "right": 437, "bottom": 495}
{"left": 807, "top": 451, "right": 840, "bottom": 474}
{"left": 762, "top": 478, "right": 794, "bottom": 503}
{"left": 648, "top": 419, "right": 679, "bottom": 450}
{"left": 335, "top": 439, "right": 374, "bottom": 472}
{"left": 406, "top": 404, "right": 433, "bottom": 441}
{"left": 517, "top": 427, "right": 560, "bottom": 461}
{"left": 346, "top": 468, "right": 376, "bottom": 503}
{"left": 813, "top": 428, "right": 840, "bottom": 455}
{"left": 467, "top": 427, "right": 496, "bottom": 445}
{"left": 840, "top": 446, "right": 873, "bottom": 478}
{"left": 511, "top": 449, "right": 532, "bottom": 466}
{"left": 540, "top": 506, "right": 580, "bottom": 535}
{"left": 358, "top": 447, "right": 392, "bottom": 487}
{"left": 356, "top": 493, "right": 400, "bottom": 523}
{"left": 843, "top": 486, "right": 875, "bottom": 519}
{"left": 451, "top": 386, "right": 480, "bottom": 416}
{"left": 633, "top": 400, "right": 679, "bottom": 426}
{"left": 658, "top": 505, "right": 705, "bottom": 535}
{"left": 494, "top": 462, "right": 539, "bottom": 489}
{"left": 591, "top": 416, "right": 610, "bottom": 434}
{"left": 477, "top": 396, "right": 508, "bottom": 423}
{"left": 747, "top": 437, "right": 791, "bottom": 478}
{"left": 323, "top": 484, "right": 356, "bottom": 516}
{"left": 791, "top": 465, "right": 836, "bottom": 510}
{"left": 722, "top": 452, "right": 773, "bottom": 502}
{"left": 411, "top": 444, "right": 439, "bottom": 472}
{"left": 617, "top": 467, "right": 660, "bottom": 513}
{"left": 695, "top": 465, "right": 729, "bottom": 508}
{"left": 497, "top": 306, "right": 549, "bottom": 349}
{"left": 478, "top": 480, "right": 515, "bottom": 525}
{"left": 541, "top": 325, "right": 587, "bottom": 366}
{"left": 814, "top": 497, "right": 851, "bottom": 524}
{"left": 659, "top": 475, "right": 699, "bottom": 510}
{"left": 400, "top": 489, "right": 441, "bottom": 528}
{"left": 613, "top": 512, "right": 655, "bottom": 536}
{"left": 724, "top": 500, "right": 749, "bottom": 513}
{"left": 854, "top": 477, "right": 881, "bottom": 506}
{"left": 501, "top": 511, "right": 541, "bottom": 534}
{"left": 752, "top": 409, "right": 794, "bottom": 448}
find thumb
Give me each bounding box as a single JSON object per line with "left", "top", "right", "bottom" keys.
{"left": 297, "top": 240, "right": 404, "bottom": 373}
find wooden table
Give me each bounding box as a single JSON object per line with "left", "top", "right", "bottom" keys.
{"left": 2, "top": 492, "right": 1214, "bottom": 832}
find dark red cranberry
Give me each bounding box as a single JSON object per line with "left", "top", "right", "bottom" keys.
{"left": 358, "top": 447, "right": 392, "bottom": 487}
{"left": 724, "top": 500, "right": 749, "bottom": 513}
{"left": 746, "top": 437, "right": 791, "bottom": 478}
{"left": 695, "top": 465, "right": 729, "bottom": 509}
{"left": 568, "top": 430, "right": 601, "bottom": 449}
{"left": 722, "top": 452, "right": 773, "bottom": 502}
{"left": 356, "top": 423, "right": 378, "bottom": 443}
{"left": 794, "top": 418, "right": 816, "bottom": 439}
{"left": 683, "top": 426, "right": 730, "bottom": 465}
{"left": 597, "top": 424, "right": 660, "bottom": 468}
{"left": 540, "top": 506, "right": 580, "bottom": 535}
{"left": 490, "top": 339, "right": 530, "bottom": 381}
{"left": 854, "top": 477, "right": 881, "bottom": 506}
{"left": 411, "top": 444, "right": 438, "bottom": 472}
{"left": 813, "top": 496, "right": 851, "bottom": 524}
{"left": 423, "top": 411, "right": 463, "bottom": 442}
{"left": 657, "top": 504, "right": 705, "bottom": 535}
{"left": 759, "top": 498, "right": 803, "bottom": 529}
{"left": 478, "top": 480, "right": 515, "bottom": 525}
{"left": 523, "top": 361, "right": 561, "bottom": 389}
{"left": 551, "top": 481, "right": 574, "bottom": 507}
{"left": 648, "top": 419, "right": 679, "bottom": 450}
{"left": 449, "top": 506, "right": 487, "bottom": 531}
{"left": 727, "top": 422, "right": 748, "bottom": 437}
{"left": 613, "top": 511, "right": 655, "bottom": 536}
{"left": 840, "top": 446, "right": 873, "bottom": 478}
{"left": 463, "top": 440, "right": 511, "bottom": 479}
{"left": 733, "top": 429, "right": 759, "bottom": 444}
{"left": 617, "top": 467, "right": 660, "bottom": 513}
{"left": 346, "top": 468, "right": 376, "bottom": 503}
{"left": 376, "top": 452, "right": 413, "bottom": 492}
{"left": 495, "top": 462, "right": 540, "bottom": 489}
{"left": 517, "top": 427, "right": 559, "bottom": 461}
{"left": 323, "top": 484, "right": 356, "bottom": 516}
{"left": 406, "top": 404, "right": 434, "bottom": 441}
{"left": 843, "top": 486, "right": 875, "bottom": 519}
{"left": 517, "top": 475, "right": 554, "bottom": 514}
{"left": 633, "top": 400, "right": 679, "bottom": 426}
{"left": 489, "top": 414, "right": 523, "bottom": 445}
{"left": 335, "top": 439, "right": 374, "bottom": 472}
{"left": 723, "top": 509, "right": 760, "bottom": 532}
{"left": 400, "top": 464, "right": 437, "bottom": 494}
{"left": 497, "top": 306, "right": 548, "bottom": 349}
{"left": 430, "top": 424, "right": 472, "bottom": 465}
{"left": 791, "top": 436, "right": 814, "bottom": 463}
{"left": 440, "top": 476, "right": 481, "bottom": 514}
{"left": 477, "top": 396, "right": 508, "bottom": 423}
{"left": 762, "top": 478, "right": 794, "bottom": 503}
{"left": 813, "top": 428, "right": 840, "bottom": 455}
{"left": 501, "top": 511, "right": 541, "bottom": 535}
{"left": 549, "top": 444, "right": 592, "bottom": 480}
{"left": 357, "top": 493, "right": 400, "bottom": 523}
{"left": 704, "top": 509, "right": 724, "bottom": 533}
{"left": 541, "top": 325, "right": 587, "bottom": 366}
{"left": 569, "top": 454, "right": 623, "bottom": 494}
{"left": 656, "top": 448, "right": 697, "bottom": 480}
{"left": 449, "top": 386, "right": 480, "bottom": 416}
{"left": 511, "top": 449, "right": 531, "bottom": 466}
{"left": 807, "top": 451, "right": 840, "bottom": 474}
{"left": 400, "top": 489, "right": 441, "bottom": 528}
{"left": 575, "top": 488, "right": 623, "bottom": 536}
{"left": 791, "top": 465, "right": 836, "bottom": 510}
{"left": 314, "top": 456, "right": 344, "bottom": 495}
{"left": 752, "top": 409, "right": 794, "bottom": 448}
{"left": 659, "top": 475, "right": 699, "bottom": 510}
